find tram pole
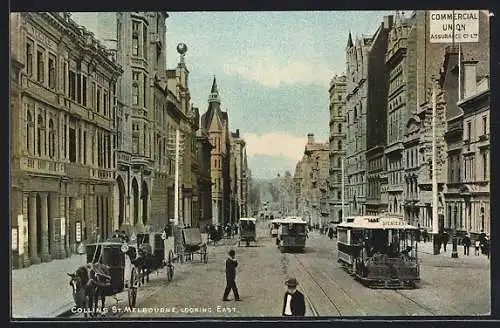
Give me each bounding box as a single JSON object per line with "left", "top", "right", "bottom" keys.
{"left": 174, "top": 129, "right": 180, "bottom": 226}
{"left": 451, "top": 11, "right": 460, "bottom": 259}
{"left": 431, "top": 77, "right": 440, "bottom": 255}
{"left": 341, "top": 156, "right": 345, "bottom": 222}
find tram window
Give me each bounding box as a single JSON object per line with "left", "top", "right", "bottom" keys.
{"left": 351, "top": 230, "right": 363, "bottom": 245}
{"left": 338, "top": 229, "right": 348, "bottom": 243}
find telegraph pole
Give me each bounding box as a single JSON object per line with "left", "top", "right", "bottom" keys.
{"left": 341, "top": 156, "right": 345, "bottom": 222}
{"left": 174, "top": 129, "right": 180, "bottom": 226}
{"left": 431, "top": 77, "right": 440, "bottom": 255}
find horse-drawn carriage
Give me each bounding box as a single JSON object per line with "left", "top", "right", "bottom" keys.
{"left": 176, "top": 227, "right": 208, "bottom": 264}
{"left": 239, "top": 217, "right": 257, "bottom": 247}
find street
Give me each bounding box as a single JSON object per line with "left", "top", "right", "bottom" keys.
{"left": 69, "top": 221, "right": 490, "bottom": 318}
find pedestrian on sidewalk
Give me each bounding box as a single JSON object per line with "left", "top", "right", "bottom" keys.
{"left": 462, "top": 234, "right": 471, "bottom": 256}
{"left": 474, "top": 239, "right": 481, "bottom": 256}
{"left": 222, "top": 249, "right": 241, "bottom": 301}
{"left": 282, "top": 278, "right": 305, "bottom": 317}
{"left": 442, "top": 231, "right": 449, "bottom": 252}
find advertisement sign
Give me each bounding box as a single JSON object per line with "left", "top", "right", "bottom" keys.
{"left": 76, "top": 221, "right": 82, "bottom": 242}
{"left": 17, "top": 215, "right": 24, "bottom": 255}
{"left": 54, "top": 218, "right": 61, "bottom": 242}
{"left": 12, "top": 227, "right": 18, "bottom": 252}
{"left": 429, "top": 10, "right": 480, "bottom": 43}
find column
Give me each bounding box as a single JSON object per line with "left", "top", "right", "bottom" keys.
{"left": 64, "top": 195, "right": 70, "bottom": 256}
{"left": 39, "top": 192, "right": 51, "bottom": 262}
{"left": 28, "top": 193, "right": 40, "bottom": 264}
{"left": 65, "top": 114, "right": 69, "bottom": 161}
{"left": 34, "top": 107, "right": 38, "bottom": 156}
{"left": 44, "top": 110, "right": 49, "bottom": 157}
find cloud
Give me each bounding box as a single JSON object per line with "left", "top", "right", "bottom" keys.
{"left": 242, "top": 132, "right": 307, "bottom": 163}
{"left": 222, "top": 51, "right": 334, "bottom": 88}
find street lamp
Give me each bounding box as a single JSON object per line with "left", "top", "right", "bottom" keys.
{"left": 451, "top": 208, "right": 458, "bottom": 258}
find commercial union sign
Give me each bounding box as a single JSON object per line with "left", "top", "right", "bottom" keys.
{"left": 429, "top": 10, "right": 480, "bottom": 43}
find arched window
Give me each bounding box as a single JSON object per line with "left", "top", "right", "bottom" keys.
{"left": 37, "top": 114, "right": 45, "bottom": 156}
{"left": 338, "top": 123, "right": 342, "bottom": 133}
{"left": 337, "top": 140, "right": 342, "bottom": 150}
{"left": 337, "top": 157, "right": 341, "bottom": 168}
{"left": 132, "top": 83, "right": 139, "bottom": 105}
{"left": 25, "top": 109, "right": 34, "bottom": 154}
{"left": 48, "top": 119, "right": 55, "bottom": 158}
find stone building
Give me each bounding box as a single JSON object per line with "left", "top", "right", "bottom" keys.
{"left": 365, "top": 16, "right": 392, "bottom": 216}
{"left": 230, "top": 129, "right": 249, "bottom": 220}
{"left": 10, "top": 12, "right": 123, "bottom": 267}
{"left": 277, "top": 171, "right": 295, "bottom": 216}
{"left": 345, "top": 16, "right": 392, "bottom": 217}
{"left": 200, "top": 77, "right": 231, "bottom": 226}
{"left": 196, "top": 128, "right": 213, "bottom": 230}
{"left": 294, "top": 134, "right": 329, "bottom": 227}
{"left": 327, "top": 74, "right": 347, "bottom": 223}
{"left": 458, "top": 64, "right": 490, "bottom": 238}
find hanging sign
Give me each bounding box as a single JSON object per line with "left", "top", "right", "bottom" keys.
{"left": 76, "top": 221, "right": 82, "bottom": 242}
{"left": 12, "top": 227, "right": 18, "bottom": 252}
{"left": 429, "top": 10, "right": 480, "bottom": 43}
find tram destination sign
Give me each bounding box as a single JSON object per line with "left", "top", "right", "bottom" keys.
{"left": 429, "top": 10, "right": 479, "bottom": 43}
{"left": 381, "top": 219, "right": 404, "bottom": 228}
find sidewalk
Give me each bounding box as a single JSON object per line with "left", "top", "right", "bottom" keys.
{"left": 11, "top": 254, "right": 87, "bottom": 318}
{"left": 416, "top": 241, "right": 490, "bottom": 265}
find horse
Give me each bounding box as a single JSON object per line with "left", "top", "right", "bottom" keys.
{"left": 67, "top": 263, "right": 111, "bottom": 317}
{"left": 130, "top": 245, "right": 165, "bottom": 284}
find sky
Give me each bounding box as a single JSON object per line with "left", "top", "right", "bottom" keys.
{"left": 72, "top": 11, "right": 394, "bottom": 179}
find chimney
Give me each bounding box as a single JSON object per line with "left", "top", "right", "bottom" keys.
{"left": 462, "top": 60, "right": 479, "bottom": 99}
{"left": 307, "top": 133, "right": 314, "bottom": 144}
{"left": 383, "top": 15, "right": 394, "bottom": 29}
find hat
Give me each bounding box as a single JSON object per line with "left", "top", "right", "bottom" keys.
{"left": 285, "top": 278, "right": 298, "bottom": 287}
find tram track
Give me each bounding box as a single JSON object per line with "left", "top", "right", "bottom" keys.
{"left": 390, "top": 289, "right": 438, "bottom": 316}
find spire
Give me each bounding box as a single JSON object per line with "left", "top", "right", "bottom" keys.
{"left": 208, "top": 75, "right": 221, "bottom": 104}
{"left": 347, "top": 31, "right": 353, "bottom": 48}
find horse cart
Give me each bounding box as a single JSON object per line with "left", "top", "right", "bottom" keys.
{"left": 175, "top": 227, "right": 208, "bottom": 264}
{"left": 239, "top": 217, "right": 257, "bottom": 247}
{"left": 136, "top": 231, "right": 175, "bottom": 282}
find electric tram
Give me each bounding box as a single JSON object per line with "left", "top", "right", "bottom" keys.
{"left": 337, "top": 215, "right": 420, "bottom": 288}
{"left": 276, "top": 217, "right": 307, "bottom": 252}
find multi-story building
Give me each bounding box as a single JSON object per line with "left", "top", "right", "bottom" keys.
{"left": 11, "top": 12, "right": 123, "bottom": 267}
{"left": 196, "top": 128, "right": 213, "bottom": 230}
{"left": 200, "top": 77, "right": 231, "bottom": 226}
{"left": 230, "top": 129, "right": 249, "bottom": 221}
{"left": 345, "top": 16, "right": 392, "bottom": 217}
{"left": 458, "top": 63, "right": 490, "bottom": 238}
{"left": 327, "top": 74, "right": 347, "bottom": 223}
{"left": 365, "top": 16, "right": 392, "bottom": 216}
{"left": 294, "top": 134, "right": 329, "bottom": 227}
{"left": 345, "top": 32, "right": 369, "bottom": 216}
{"left": 277, "top": 171, "right": 295, "bottom": 216}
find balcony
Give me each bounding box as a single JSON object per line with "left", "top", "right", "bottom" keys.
{"left": 20, "top": 156, "right": 65, "bottom": 176}
{"left": 115, "top": 150, "right": 132, "bottom": 166}
{"left": 90, "top": 167, "right": 114, "bottom": 181}
{"left": 21, "top": 76, "right": 58, "bottom": 108}
{"left": 65, "top": 162, "right": 91, "bottom": 179}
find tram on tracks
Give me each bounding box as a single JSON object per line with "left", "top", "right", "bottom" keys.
{"left": 276, "top": 217, "right": 307, "bottom": 252}
{"left": 337, "top": 215, "right": 420, "bottom": 289}
{"left": 270, "top": 218, "right": 281, "bottom": 237}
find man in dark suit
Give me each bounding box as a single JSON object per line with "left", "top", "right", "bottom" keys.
{"left": 282, "top": 278, "right": 305, "bottom": 316}
{"left": 222, "top": 249, "right": 241, "bottom": 301}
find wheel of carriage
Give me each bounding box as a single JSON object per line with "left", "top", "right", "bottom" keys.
{"left": 128, "top": 267, "right": 138, "bottom": 307}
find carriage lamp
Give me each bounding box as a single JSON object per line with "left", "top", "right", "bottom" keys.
{"left": 121, "top": 244, "right": 129, "bottom": 253}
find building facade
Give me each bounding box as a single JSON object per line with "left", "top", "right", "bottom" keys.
{"left": 200, "top": 77, "right": 231, "bottom": 226}
{"left": 11, "top": 12, "right": 123, "bottom": 267}
{"left": 458, "top": 63, "right": 490, "bottom": 238}
{"left": 294, "top": 134, "right": 329, "bottom": 227}
{"left": 230, "top": 129, "right": 249, "bottom": 220}
{"left": 327, "top": 74, "right": 347, "bottom": 223}
{"left": 365, "top": 16, "right": 392, "bottom": 216}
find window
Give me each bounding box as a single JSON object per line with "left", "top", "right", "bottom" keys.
{"left": 83, "top": 131, "right": 87, "bottom": 164}
{"left": 25, "top": 106, "right": 34, "bottom": 154}
{"left": 63, "top": 62, "right": 68, "bottom": 94}
{"left": 132, "top": 21, "right": 140, "bottom": 56}
{"left": 103, "top": 92, "right": 108, "bottom": 116}
{"left": 482, "top": 116, "right": 487, "bottom": 135}
{"left": 77, "top": 73, "right": 82, "bottom": 104}
{"left": 97, "top": 87, "right": 102, "bottom": 112}
{"left": 132, "top": 84, "right": 139, "bottom": 105}
{"left": 482, "top": 152, "right": 488, "bottom": 180}
{"left": 91, "top": 82, "right": 96, "bottom": 109}
{"left": 467, "top": 121, "right": 471, "bottom": 140}
{"left": 48, "top": 119, "right": 55, "bottom": 158}
{"left": 36, "top": 48, "right": 44, "bottom": 83}
{"left": 337, "top": 140, "right": 342, "bottom": 150}
{"left": 143, "top": 24, "right": 148, "bottom": 59}
{"left": 69, "top": 125, "right": 76, "bottom": 163}
{"left": 143, "top": 75, "right": 147, "bottom": 107}
{"left": 69, "top": 71, "right": 76, "bottom": 101}
{"left": 26, "top": 41, "right": 33, "bottom": 76}
{"left": 48, "top": 54, "right": 56, "bottom": 89}
{"left": 338, "top": 123, "right": 342, "bottom": 133}
{"left": 37, "top": 114, "right": 45, "bottom": 156}
{"left": 82, "top": 76, "right": 87, "bottom": 106}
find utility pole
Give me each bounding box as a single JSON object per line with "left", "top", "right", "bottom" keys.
{"left": 174, "top": 129, "right": 180, "bottom": 226}
{"left": 341, "top": 156, "right": 345, "bottom": 222}
{"left": 431, "top": 77, "right": 440, "bottom": 255}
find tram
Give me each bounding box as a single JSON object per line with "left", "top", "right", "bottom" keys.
{"left": 270, "top": 218, "right": 281, "bottom": 237}
{"left": 276, "top": 217, "right": 307, "bottom": 252}
{"left": 337, "top": 215, "right": 420, "bottom": 289}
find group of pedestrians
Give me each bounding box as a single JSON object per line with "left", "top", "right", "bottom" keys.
{"left": 221, "top": 248, "right": 306, "bottom": 316}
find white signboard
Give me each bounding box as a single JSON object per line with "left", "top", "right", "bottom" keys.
{"left": 429, "top": 10, "right": 480, "bottom": 43}
{"left": 18, "top": 215, "right": 24, "bottom": 255}
{"left": 12, "top": 227, "right": 18, "bottom": 252}
{"left": 61, "top": 217, "right": 66, "bottom": 237}
{"left": 76, "top": 221, "right": 82, "bottom": 242}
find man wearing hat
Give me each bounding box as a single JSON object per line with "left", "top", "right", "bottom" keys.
{"left": 223, "top": 249, "right": 241, "bottom": 301}
{"left": 282, "top": 278, "right": 305, "bottom": 316}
